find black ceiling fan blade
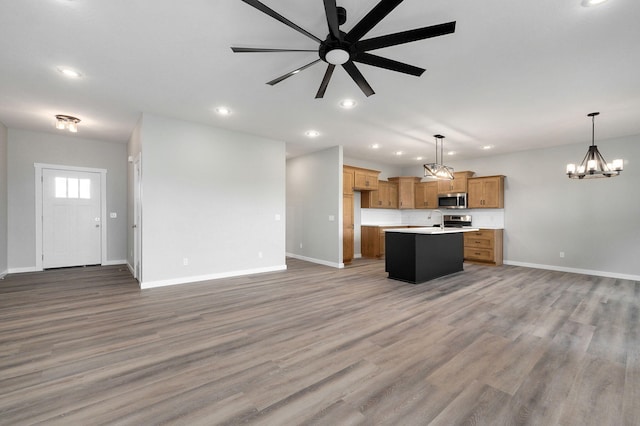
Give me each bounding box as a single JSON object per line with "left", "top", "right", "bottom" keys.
{"left": 342, "top": 61, "right": 375, "bottom": 97}
{"left": 266, "top": 59, "right": 322, "bottom": 86}
{"left": 240, "top": 0, "right": 322, "bottom": 44}
{"left": 346, "top": 0, "right": 404, "bottom": 42}
{"left": 315, "top": 64, "right": 336, "bottom": 99}
{"left": 353, "top": 52, "right": 424, "bottom": 76}
{"left": 231, "top": 47, "right": 318, "bottom": 53}
{"left": 323, "top": 0, "right": 342, "bottom": 41}
{"left": 357, "top": 21, "right": 456, "bottom": 51}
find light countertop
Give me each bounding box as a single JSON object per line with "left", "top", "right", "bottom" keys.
{"left": 383, "top": 227, "right": 480, "bottom": 235}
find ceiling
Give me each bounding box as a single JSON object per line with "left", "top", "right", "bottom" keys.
{"left": 1, "top": 0, "right": 639, "bottom": 166}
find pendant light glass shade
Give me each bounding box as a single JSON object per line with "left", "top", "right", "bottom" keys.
{"left": 55, "top": 114, "right": 81, "bottom": 133}
{"left": 566, "top": 112, "right": 623, "bottom": 179}
{"left": 424, "top": 134, "right": 454, "bottom": 180}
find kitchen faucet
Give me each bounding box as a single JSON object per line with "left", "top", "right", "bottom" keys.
{"left": 428, "top": 209, "right": 444, "bottom": 229}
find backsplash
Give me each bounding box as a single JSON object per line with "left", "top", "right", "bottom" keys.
{"left": 361, "top": 208, "right": 505, "bottom": 229}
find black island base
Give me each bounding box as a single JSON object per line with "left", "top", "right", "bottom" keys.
{"left": 385, "top": 231, "right": 464, "bottom": 284}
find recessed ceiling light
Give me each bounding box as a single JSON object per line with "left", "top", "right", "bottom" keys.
{"left": 215, "top": 106, "right": 231, "bottom": 116}
{"left": 305, "top": 130, "right": 320, "bottom": 138}
{"left": 482, "top": 145, "right": 493, "bottom": 150}
{"left": 339, "top": 99, "right": 357, "bottom": 109}
{"left": 394, "top": 151, "right": 403, "bottom": 156}
{"left": 57, "top": 67, "right": 81, "bottom": 78}
{"left": 416, "top": 156, "right": 423, "bottom": 161}
{"left": 370, "top": 144, "right": 380, "bottom": 149}
{"left": 447, "top": 151, "right": 456, "bottom": 156}
{"left": 581, "top": 0, "right": 608, "bottom": 6}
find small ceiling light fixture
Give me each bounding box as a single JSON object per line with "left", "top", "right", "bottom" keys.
{"left": 424, "top": 134, "right": 454, "bottom": 180}
{"left": 305, "top": 130, "right": 320, "bottom": 138}
{"left": 566, "top": 112, "right": 623, "bottom": 179}
{"left": 339, "top": 99, "right": 357, "bottom": 109}
{"left": 55, "top": 114, "right": 80, "bottom": 133}
{"left": 581, "top": 0, "right": 608, "bottom": 7}
{"left": 370, "top": 144, "right": 380, "bottom": 149}
{"left": 482, "top": 145, "right": 493, "bottom": 150}
{"left": 57, "top": 67, "right": 81, "bottom": 78}
{"left": 215, "top": 106, "right": 232, "bottom": 116}
{"left": 394, "top": 151, "right": 403, "bottom": 156}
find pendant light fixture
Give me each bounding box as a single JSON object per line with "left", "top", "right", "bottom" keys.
{"left": 566, "top": 112, "right": 623, "bottom": 179}
{"left": 424, "top": 134, "right": 454, "bottom": 180}
{"left": 55, "top": 115, "right": 81, "bottom": 133}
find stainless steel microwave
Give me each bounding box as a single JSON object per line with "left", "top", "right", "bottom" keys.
{"left": 438, "top": 193, "right": 467, "bottom": 209}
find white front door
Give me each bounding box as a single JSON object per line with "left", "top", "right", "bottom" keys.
{"left": 42, "top": 169, "right": 102, "bottom": 268}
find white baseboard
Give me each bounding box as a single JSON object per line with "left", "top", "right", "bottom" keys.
{"left": 285, "top": 253, "right": 343, "bottom": 269}
{"left": 140, "top": 264, "right": 288, "bottom": 289}
{"left": 126, "top": 262, "right": 135, "bottom": 277}
{"left": 503, "top": 260, "right": 640, "bottom": 281}
{"left": 103, "top": 259, "right": 127, "bottom": 266}
{"left": 8, "top": 266, "right": 38, "bottom": 274}
{"left": 0, "top": 270, "right": 7, "bottom": 279}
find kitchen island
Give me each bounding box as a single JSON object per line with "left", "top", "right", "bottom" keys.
{"left": 384, "top": 227, "right": 479, "bottom": 284}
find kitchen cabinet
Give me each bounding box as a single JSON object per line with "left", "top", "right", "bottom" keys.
{"left": 343, "top": 165, "right": 379, "bottom": 191}
{"left": 414, "top": 181, "right": 439, "bottom": 209}
{"left": 467, "top": 175, "right": 504, "bottom": 208}
{"left": 343, "top": 168, "right": 354, "bottom": 195}
{"left": 463, "top": 229, "right": 503, "bottom": 265}
{"left": 343, "top": 194, "right": 354, "bottom": 264}
{"left": 361, "top": 226, "right": 410, "bottom": 258}
{"left": 437, "top": 171, "right": 475, "bottom": 194}
{"left": 361, "top": 180, "right": 398, "bottom": 209}
{"left": 389, "top": 177, "right": 421, "bottom": 209}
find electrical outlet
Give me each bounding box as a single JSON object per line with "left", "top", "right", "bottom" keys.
{"left": 258, "top": 251, "right": 263, "bottom": 258}
{"left": 328, "top": 215, "right": 335, "bottom": 221}
{"left": 275, "top": 214, "right": 281, "bottom": 221}
{"left": 299, "top": 243, "right": 303, "bottom": 249}
{"left": 183, "top": 257, "right": 189, "bottom": 266}
{"left": 559, "top": 252, "right": 565, "bottom": 258}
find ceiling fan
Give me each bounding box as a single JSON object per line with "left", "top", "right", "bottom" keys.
{"left": 231, "top": 0, "right": 456, "bottom": 98}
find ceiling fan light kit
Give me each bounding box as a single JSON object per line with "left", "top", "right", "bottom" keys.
{"left": 232, "top": 0, "right": 456, "bottom": 98}
{"left": 566, "top": 112, "right": 624, "bottom": 179}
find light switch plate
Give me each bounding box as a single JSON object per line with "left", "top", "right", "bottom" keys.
{"left": 110, "top": 212, "right": 117, "bottom": 219}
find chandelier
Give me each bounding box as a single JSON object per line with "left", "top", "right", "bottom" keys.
{"left": 424, "top": 134, "right": 454, "bottom": 180}
{"left": 55, "top": 115, "right": 81, "bottom": 133}
{"left": 566, "top": 112, "right": 623, "bottom": 179}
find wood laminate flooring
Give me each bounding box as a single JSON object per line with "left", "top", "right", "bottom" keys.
{"left": 0, "top": 259, "right": 638, "bottom": 425}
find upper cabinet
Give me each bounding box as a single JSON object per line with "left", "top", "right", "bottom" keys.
{"left": 389, "top": 177, "right": 421, "bottom": 209}
{"left": 414, "top": 181, "right": 439, "bottom": 209}
{"left": 361, "top": 180, "right": 398, "bottom": 209}
{"left": 343, "top": 168, "right": 354, "bottom": 195}
{"left": 467, "top": 176, "right": 505, "bottom": 208}
{"left": 437, "top": 171, "right": 475, "bottom": 194}
{"left": 348, "top": 166, "right": 380, "bottom": 191}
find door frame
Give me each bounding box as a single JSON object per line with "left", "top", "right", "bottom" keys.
{"left": 34, "top": 163, "right": 108, "bottom": 271}
{"left": 133, "top": 154, "right": 142, "bottom": 282}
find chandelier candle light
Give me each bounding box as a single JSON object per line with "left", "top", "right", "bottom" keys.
{"left": 424, "top": 134, "right": 454, "bottom": 180}
{"left": 566, "top": 112, "right": 623, "bottom": 179}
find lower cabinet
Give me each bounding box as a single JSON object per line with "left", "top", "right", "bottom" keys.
{"left": 463, "top": 229, "right": 503, "bottom": 266}
{"left": 361, "top": 226, "right": 409, "bottom": 258}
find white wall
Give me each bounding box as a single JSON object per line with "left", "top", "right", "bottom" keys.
{"left": 136, "top": 114, "right": 286, "bottom": 288}
{"left": 402, "top": 134, "right": 640, "bottom": 279}
{"left": 0, "top": 122, "right": 7, "bottom": 277}
{"left": 7, "top": 129, "right": 128, "bottom": 271}
{"left": 287, "top": 146, "right": 342, "bottom": 267}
